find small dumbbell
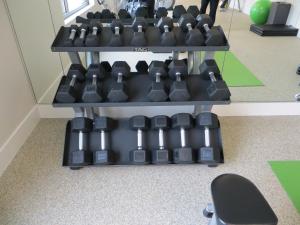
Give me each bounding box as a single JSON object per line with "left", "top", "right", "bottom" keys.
{"left": 94, "top": 11, "right": 102, "bottom": 19}
{"left": 196, "top": 112, "right": 220, "bottom": 166}
{"left": 199, "top": 59, "right": 231, "bottom": 100}
{"left": 131, "top": 17, "right": 148, "bottom": 46}
{"left": 147, "top": 61, "right": 168, "bottom": 102}
{"left": 196, "top": 14, "right": 225, "bottom": 46}
{"left": 172, "top": 113, "right": 194, "bottom": 164}
{"left": 110, "top": 19, "right": 124, "bottom": 46}
{"left": 82, "top": 64, "right": 106, "bottom": 103}
{"left": 64, "top": 25, "right": 78, "bottom": 46}
{"left": 187, "top": 5, "right": 200, "bottom": 18}
{"left": 173, "top": 5, "right": 187, "bottom": 19}
{"left": 136, "top": 61, "right": 149, "bottom": 73}
{"left": 74, "top": 24, "right": 89, "bottom": 47}
{"left": 129, "top": 116, "right": 150, "bottom": 164}
{"left": 100, "top": 61, "right": 112, "bottom": 73}
{"left": 118, "top": 9, "right": 131, "bottom": 19}
{"left": 85, "top": 22, "right": 102, "bottom": 46}
{"left": 156, "top": 7, "right": 168, "bottom": 18}
{"left": 71, "top": 117, "right": 93, "bottom": 166}
{"left": 93, "top": 117, "right": 115, "bottom": 165}
{"left": 135, "top": 7, "right": 148, "bottom": 18}
{"left": 151, "top": 116, "right": 171, "bottom": 164}
{"left": 179, "top": 13, "right": 204, "bottom": 46}
{"left": 157, "top": 17, "right": 176, "bottom": 46}
{"left": 87, "top": 12, "right": 95, "bottom": 19}
{"left": 56, "top": 64, "right": 86, "bottom": 103}
{"left": 108, "top": 61, "right": 131, "bottom": 102}
{"left": 102, "top": 9, "right": 116, "bottom": 19}
{"left": 168, "top": 60, "right": 190, "bottom": 101}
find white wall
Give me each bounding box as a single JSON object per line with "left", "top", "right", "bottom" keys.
{"left": 0, "top": 0, "right": 39, "bottom": 175}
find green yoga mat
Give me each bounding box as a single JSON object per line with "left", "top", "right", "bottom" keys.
{"left": 214, "top": 52, "right": 264, "bottom": 87}
{"left": 269, "top": 161, "right": 300, "bottom": 213}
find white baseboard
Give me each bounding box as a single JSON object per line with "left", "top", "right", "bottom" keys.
{"left": 38, "top": 102, "right": 300, "bottom": 118}
{"left": 0, "top": 106, "right": 40, "bottom": 176}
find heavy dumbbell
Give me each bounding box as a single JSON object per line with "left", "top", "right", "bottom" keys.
{"left": 135, "top": 7, "right": 149, "bottom": 18}
{"left": 110, "top": 19, "right": 124, "bottom": 46}
{"left": 71, "top": 117, "right": 93, "bottom": 166}
{"left": 187, "top": 5, "right": 200, "bottom": 18}
{"left": 147, "top": 61, "right": 168, "bottom": 102}
{"left": 173, "top": 5, "right": 186, "bottom": 19}
{"left": 56, "top": 64, "right": 86, "bottom": 103}
{"left": 196, "top": 14, "right": 225, "bottom": 46}
{"left": 93, "top": 117, "right": 115, "bottom": 165}
{"left": 131, "top": 17, "right": 148, "bottom": 46}
{"left": 74, "top": 24, "right": 89, "bottom": 46}
{"left": 136, "top": 61, "right": 149, "bottom": 73}
{"left": 196, "top": 113, "right": 220, "bottom": 166}
{"left": 129, "top": 115, "right": 150, "bottom": 164}
{"left": 102, "top": 9, "right": 116, "bottom": 19}
{"left": 82, "top": 64, "right": 106, "bottom": 103}
{"left": 172, "top": 113, "right": 194, "bottom": 164}
{"left": 85, "top": 22, "right": 102, "bottom": 46}
{"left": 100, "top": 61, "right": 112, "bottom": 73}
{"left": 157, "top": 17, "right": 176, "bottom": 46}
{"left": 108, "top": 61, "right": 131, "bottom": 102}
{"left": 199, "top": 59, "right": 231, "bottom": 100}
{"left": 156, "top": 7, "right": 168, "bottom": 18}
{"left": 151, "top": 115, "right": 171, "bottom": 164}
{"left": 64, "top": 25, "right": 78, "bottom": 46}
{"left": 168, "top": 60, "right": 190, "bottom": 101}
{"left": 179, "top": 13, "right": 204, "bottom": 46}
{"left": 118, "top": 9, "right": 131, "bottom": 19}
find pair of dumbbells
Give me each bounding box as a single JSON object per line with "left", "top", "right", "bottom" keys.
{"left": 70, "top": 117, "right": 115, "bottom": 166}
{"left": 173, "top": 5, "right": 200, "bottom": 19}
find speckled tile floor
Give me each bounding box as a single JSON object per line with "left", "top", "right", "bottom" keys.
{"left": 0, "top": 117, "right": 300, "bottom": 225}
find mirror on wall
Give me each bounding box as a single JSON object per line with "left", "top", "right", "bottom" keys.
{"left": 4, "top": 0, "right": 300, "bottom": 105}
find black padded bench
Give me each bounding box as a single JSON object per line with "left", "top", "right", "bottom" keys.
{"left": 204, "top": 174, "right": 278, "bottom": 225}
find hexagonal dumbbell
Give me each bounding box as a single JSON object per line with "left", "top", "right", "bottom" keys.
{"left": 173, "top": 5, "right": 187, "bottom": 19}
{"left": 118, "top": 9, "right": 131, "bottom": 19}
{"left": 56, "top": 64, "right": 86, "bottom": 103}
{"left": 71, "top": 117, "right": 93, "bottom": 166}
{"left": 168, "top": 60, "right": 190, "bottom": 101}
{"left": 136, "top": 60, "right": 149, "bottom": 73}
{"left": 178, "top": 13, "right": 204, "bottom": 46}
{"left": 172, "top": 113, "right": 194, "bottom": 164}
{"left": 156, "top": 7, "right": 168, "bottom": 19}
{"left": 108, "top": 61, "right": 131, "bottom": 102}
{"left": 82, "top": 64, "right": 106, "bottom": 103}
{"left": 199, "top": 59, "right": 231, "bottom": 100}
{"left": 100, "top": 61, "right": 112, "bottom": 73}
{"left": 196, "top": 112, "right": 220, "bottom": 166}
{"left": 157, "top": 17, "right": 176, "bottom": 46}
{"left": 129, "top": 116, "right": 150, "bottom": 165}
{"left": 147, "top": 61, "right": 168, "bottom": 102}
{"left": 85, "top": 22, "right": 102, "bottom": 46}
{"left": 187, "top": 5, "right": 200, "bottom": 18}
{"left": 93, "top": 117, "right": 115, "bottom": 165}
{"left": 131, "top": 17, "right": 148, "bottom": 46}
{"left": 151, "top": 115, "right": 171, "bottom": 164}
{"left": 74, "top": 24, "right": 89, "bottom": 47}
{"left": 109, "top": 19, "right": 124, "bottom": 47}
{"left": 64, "top": 25, "right": 78, "bottom": 46}
{"left": 102, "top": 9, "right": 116, "bottom": 19}
{"left": 196, "top": 14, "right": 225, "bottom": 46}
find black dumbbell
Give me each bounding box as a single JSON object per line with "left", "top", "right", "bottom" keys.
{"left": 129, "top": 116, "right": 150, "bottom": 164}
{"left": 196, "top": 113, "right": 220, "bottom": 166}
{"left": 172, "top": 113, "right": 194, "bottom": 164}
{"left": 118, "top": 9, "right": 131, "bottom": 19}
{"left": 87, "top": 12, "right": 95, "bottom": 19}
{"left": 200, "top": 59, "right": 231, "bottom": 100}
{"left": 187, "top": 5, "right": 200, "bottom": 18}
{"left": 131, "top": 17, "right": 148, "bottom": 46}
{"left": 64, "top": 25, "right": 78, "bottom": 46}
{"left": 100, "top": 61, "right": 112, "bottom": 73}
{"left": 156, "top": 7, "right": 168, "bottom": 18}
{"left": 135, "top": 7, "right": 148, "bottom": 18}
{"left": 173, "top": 5, "right": 187, "bottom": 19}
{"left": 168, "top": 60, "right": 190, "bottom": 101}
{"left": 179, "top": 13, "right": 204, "bottom": 46}
{"left": 147, "top": 61, "right": 168, "bottom": 102}
{"left": 157, "top": 17, "right": 176, "bottom": 46}
{"left": 136, "top": 61, "right": 149, "bottom": 73}
{"left": 108, "top": 61, "right": 131, "bottom": 102}
{"left": 102, "top": 9, "right": 116, "bottom": 19}
{"left": 110, "top": 19, "right": 124, "bottom": 46}
{"left": 82, "top": 64, "right": 106, "bottom": 103}
{"left": 93, "top": 117, "right": 115, "bottom": 165}
{"left": 71, "top": 117, "right": 93, "bottom": 166}
{"left": 74, "top": 24, "right": 89, "bottom": 47}
{"left": 297, "top": 65, "right": 300, "bottom": 75}
{"left": 151, "top": 116, "right": 171, "bottom": 164}
{"left": 94, "top": 11, "right": 102, "bottom": 19}
{"left": 196, "top": 14, "right": 225, "bottom": 46}
{"left": 85, "top": 22, "right": 102, "bottom": 46}
{"left": 56, "top": 64, "right": 86, "bottom": 103}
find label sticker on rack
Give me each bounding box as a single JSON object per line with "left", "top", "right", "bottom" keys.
{"left": 134, "top": 48, "right": 150, "bottom": 52}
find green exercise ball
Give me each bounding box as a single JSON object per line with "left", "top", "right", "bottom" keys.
{"left": 250, "top": 0, "right": 271, "bottom": 25}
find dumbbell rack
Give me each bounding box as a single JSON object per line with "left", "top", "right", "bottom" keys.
{"left": 51, "top": 19, "right": 231, "bottom": 169}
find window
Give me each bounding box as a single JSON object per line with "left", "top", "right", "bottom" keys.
{"left": 61, "top": 0, "right": 90, "bottom": 19}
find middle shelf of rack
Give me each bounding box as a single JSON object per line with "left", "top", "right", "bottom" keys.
{"left": 52, "top": 72, "right": 231, "bottom": 108}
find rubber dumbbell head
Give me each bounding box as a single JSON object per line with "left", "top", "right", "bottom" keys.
{"left": 87, "top": 12, "right": 95, "bottom": 19}
{"left": 136, "top": 61, "right": 149, "bottom": 73}
{"left": 100, "top": 61, "right": 112, "bottom": 73}
{"left": 131, "top": 17, "right": 148, "bottom": 46}
{"left": 118, "top": 9, "right": 131, "bottom": 19}
{"left": 157, "top": 17, "right": 176, "bottom": 46}
{"left": 110, "top": 19, "right": 124, "bottom": 46}
{"left": 187, "top": 5, "right": 200, "bottom": 18}
{"left": 85, "top": 22, "right": 102, "bottom": 46}
{"left": 179, "top": 13, "right": 204, "bottom": 46}
{"left": 74, "top": 24, "right": 89, "bottom": 46}
{"left": 171, "top": 113, "right": 194, "bottom": 164}
{"left": 64, "top": 25, "right": 78, "bottom": 46}
{"left": 94, "top": 11, "right": 102, "bottom": 19}
{"left": 173, "top": 5, "right": 187, "bottom": 19}
{"left": 102, "top": 9, "right": 116, "bottom": 19}
{"left": 135, "top": 7, "right": 148, "bottom": 18}
{"left": 156, "top": 7, "right": 168, "bottom": 18}
{"left": 129, "top": 116, "right": 150, "bottom": 164}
